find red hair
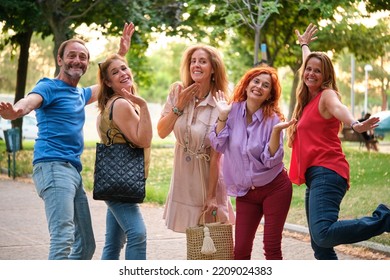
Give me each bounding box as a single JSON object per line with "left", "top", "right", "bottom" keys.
{"left": 232, "top": 65, "right": 284, "bottom": 120}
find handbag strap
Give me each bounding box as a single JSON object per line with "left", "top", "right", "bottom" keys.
{"left": 106, "top": 97, "right": 135, "bottom": 147}
{"left": 198, "top": 210, "right": 218, "bottom": 226}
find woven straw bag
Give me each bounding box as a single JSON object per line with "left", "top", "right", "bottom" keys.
{"left": 186, "top": 212, "right": 234, "bottom": 260}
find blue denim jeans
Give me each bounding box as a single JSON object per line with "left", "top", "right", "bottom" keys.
{"left": 305, "top": 166, "right": 390, "bottom": 260}
{"left": 101, "top": 201, "right": 146, "bottom": 260}
{"left": 33, "top": 161, "right": 95, "bottom": 260}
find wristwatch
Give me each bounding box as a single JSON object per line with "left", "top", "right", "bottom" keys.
{"left": 172, "top": 106, "right": 183, "bottom": 116}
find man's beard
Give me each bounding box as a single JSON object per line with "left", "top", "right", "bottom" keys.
{"left": 64, "top": 64, "right": 86, "bottom": 79}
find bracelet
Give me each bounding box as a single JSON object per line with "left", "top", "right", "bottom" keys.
{"left": 172, "top": 106, "right": 183, "bottom": 116}
{"left": 218, "top": 117, "right": 228, "bottom": 122}
{"left": 300, "top": 43, "right": 309, "bottom": 48}
{"left": 350, "top": 121, "right": 360, "bottom": 132}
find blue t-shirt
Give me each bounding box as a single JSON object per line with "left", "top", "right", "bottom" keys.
{"left": 29, "top": 78, "right": 92, "bottom": 172}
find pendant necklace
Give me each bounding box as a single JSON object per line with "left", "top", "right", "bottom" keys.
{"left": 195, "top": 92, "right": 210, "bottom": 104}
{"left": 184, "top": 102, "right": 213, "bottom": 162}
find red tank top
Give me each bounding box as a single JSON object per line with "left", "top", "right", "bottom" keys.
{"left": 289, "top": 91, "right": 350, "bottom": 186}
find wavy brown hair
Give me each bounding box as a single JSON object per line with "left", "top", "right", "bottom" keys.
{"left": 97, "top": 54, "right": 137, "bottom": 113}
{"left": 179, "top": 44, "right": 229, "bottom": 96}
{"left": 287, "top": 52, "right": 340, "bottom": 146}
{"left": 232, "top": 65, "right": 285, "bottom": 121}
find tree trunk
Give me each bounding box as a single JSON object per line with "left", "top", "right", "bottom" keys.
{"left": 288, "top": 69, "right": 300, "bottom": 119}
{"left": 36, "top": 0, "right": 68, "bottom": 76}
{"left": 380, "top": 56, "right": 388, "bottom": 111}
{"left": 53, "top": 30, "right": 68, "bottom": 76}
{"left": 253, "top": 26, "right": 260, "bottom": 66}
{"left": 12, "top": 29, "right": 33, "bottom": 149}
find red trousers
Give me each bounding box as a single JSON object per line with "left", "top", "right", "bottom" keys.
{"left": 234, "top": 169, "right": 292, "bottom": 260}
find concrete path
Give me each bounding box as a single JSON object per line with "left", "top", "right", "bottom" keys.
{"left": 0, "top": 177, "right": 388, "bottom": 260}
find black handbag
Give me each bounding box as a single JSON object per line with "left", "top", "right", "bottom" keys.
{"left": 93, "top": 98, "right": 146, "bottom": 203}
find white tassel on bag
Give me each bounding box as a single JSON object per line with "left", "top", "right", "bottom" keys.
{"left": 201, "top": 226, "right": 216, "bottom": 255}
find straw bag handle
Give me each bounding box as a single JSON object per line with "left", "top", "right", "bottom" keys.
{"left": 198, "top": 210, "right": 219, "bottom": 226}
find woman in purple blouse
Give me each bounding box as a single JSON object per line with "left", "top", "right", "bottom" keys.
{"left": 209, "top": 65, "right": 295, "bottom": 260}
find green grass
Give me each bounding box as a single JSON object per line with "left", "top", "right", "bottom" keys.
{"left": 0, "top": 139, "right": 389, "bottom": 246}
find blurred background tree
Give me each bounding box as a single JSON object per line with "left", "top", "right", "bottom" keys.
{"left": 1, "top": 0, "right": 389, "bottom": 119}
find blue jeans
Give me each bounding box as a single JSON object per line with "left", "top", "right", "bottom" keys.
{"left": 101, "top": 201, "right": 146, "bottom": 260}
{"left": 305, "top": 166, "right": 390, "bottom": 260}
{"left": 33, "top": 161, "right": 95, "bottom": 260}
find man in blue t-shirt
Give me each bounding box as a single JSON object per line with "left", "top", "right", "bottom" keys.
{"left": 0, "top": 23, "right": 134, "bottom": 259}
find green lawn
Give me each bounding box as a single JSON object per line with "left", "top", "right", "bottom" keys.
{"left": 0, "top": 139, "right": 389, "bottom": 246}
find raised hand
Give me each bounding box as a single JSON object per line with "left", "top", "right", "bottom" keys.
{"left": 0, "top": 102, "right": 23, "bottom": 120}
{"left": 295, "top": 23, "right": 318, "bottom": 45}
{"left": 268, "top": 118, "right": 297, "bottom": 156}
{"left": 121, "top": 88, "right": 147, "bottom": 107}
{"left": 118, "top": 22, "right": 135, "bottom": 56}
{"left": 213, "top": 90, "right": 231, "bottom": 119}
{"left": 175, "top": 83, "right": 199, "bottom": 110}
{"left": 353, "top": 117, "right": 380, "bottom": 133}
{"left": 273, "top": 118, "right": 297, "bottom": 132}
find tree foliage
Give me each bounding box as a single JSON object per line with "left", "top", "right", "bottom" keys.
{"left": 1, "top": 0, "right": 389, "bottom": 114}
{"left": 36, "top": 0, "right": 183, "bottom": 75}
{"left": 224, "top": 0, "right": 281, "bottom": 65}
{"left": 176, "top": 0, "right": 389, "bottom": 117}
{"left": 365, "top": 0, "right": 390, "bottom": 12}
{"left": 0, "top": 0, "right": 185, "bottom": 146}
{"left": 0, "top": 0, "right": 48, "bottom": 143}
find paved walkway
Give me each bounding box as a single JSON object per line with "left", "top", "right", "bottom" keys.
{"left": 0, "top": 177, "right": 389, "bottom": 260}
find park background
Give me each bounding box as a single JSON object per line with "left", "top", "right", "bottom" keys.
{"left": 0, "top": 1, "right": 389, "bottom": 248}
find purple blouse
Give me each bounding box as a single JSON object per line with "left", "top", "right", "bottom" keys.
{"left": 209, "top": 101, "right": 285, "bottom": 197}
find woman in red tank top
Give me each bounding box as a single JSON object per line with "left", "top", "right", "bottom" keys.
{"left": 286, "top": 24, "right": 389, "bottom": 260}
